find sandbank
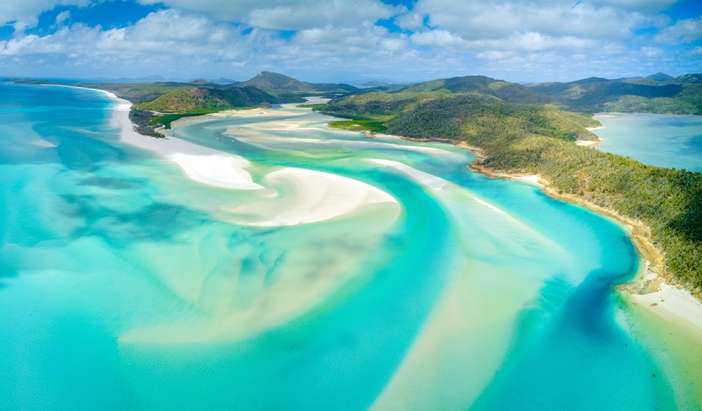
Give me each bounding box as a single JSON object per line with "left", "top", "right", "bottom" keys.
{"left": 227, "top": 167, "right": 398, "bottom": 227}
{"left": 105, "top": 91, "right": 263, "bottom": 190}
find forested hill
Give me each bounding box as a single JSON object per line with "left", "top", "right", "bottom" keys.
{"left": 340, "top": 72, "right": 702, "bottom": 115}
{"left": 401, "top": 75, "right": 548, "bottom": 104}
{"left": 319, "top": 91, "right": 702, "bottom": 294}
{"left": 527, "top": 73, "right": 702, "bottom": 114}
{"left": 136, "top": 86, "right": 279, "bottom": 112}
{"left": 240, "top": 71, "right": 358, "bottom": 97}
{"left": 17, "top": 71, "right": 360, "bottom": 134}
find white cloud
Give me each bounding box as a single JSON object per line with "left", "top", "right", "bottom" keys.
{"left": 655, "top": 17, "right": 702, "bottom": 44}
{"left": 641, "top": 46, "right": 662, "bottom": 57}
{"left": 589, "top": 0, "right": 677, "bottom": 12}
{"left": 138, "top": 0, "right": 395, "bottom": 30}
{"left": 411, "top": 30, "right": 466, "bottom": 47}
{"left": 0, "top": 0, "right": 692, "bottom": 83}
{"left": 55, "top": 10, "right": 70, "bottom": 24}
{"left": 395, "top": 11, "right": 425, "bottom": 31}
{"left": 413, "top": 0, "right": 656, "bottom": 40}
{"left": 0, "top": 9, "right": 256, "bottom": 62}
{"left": 0, "top": 0, "right": 87, "bottom": 27}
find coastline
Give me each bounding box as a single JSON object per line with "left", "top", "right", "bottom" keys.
{"left": 95, "top": 89, "right": 399, "bottom": 227}
{"left": 59, "top": 87, "right": 702, "bottom": 338}
{"left": 357, "top": 125, "right": 702, "bottom": 337}
{"left": 57, "top": 84, "right": 265, "bottom": 191}
{"left": 466, "top": 153, "right": 702, "bottom": 338}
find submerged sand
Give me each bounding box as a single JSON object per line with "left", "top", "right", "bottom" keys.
{"left": 104, "top": 91, "right": 399, "bottom": 228}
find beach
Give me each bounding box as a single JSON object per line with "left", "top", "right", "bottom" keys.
{"left": 106, "top": 91, "right": 399, "bottom": 228}
{"left": 3, "top": 83, "right": 699, "bottom": 410}
{"left": 466, "top": 148, "right": 702, "bottom": 342}
{"left": 108, "top": 94, "right": 263, "bottom": 190}
{"left": 114, "top": 90, "right": 702, "bottom": 340}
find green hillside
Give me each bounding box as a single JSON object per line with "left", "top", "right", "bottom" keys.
{"left": 136, "top": 85, "right": 278, "bottom": 113}
{"left": 242, "top": 71, "right": 358, "bottom": 97}
{"left": 528, "top": 75, "right": 702, "bottom": 114}
{"left": 319, "top": 92, "right": 702, "bottom": 293}
{"left": 401, "top": 75, "right": 548, "bottom": 104}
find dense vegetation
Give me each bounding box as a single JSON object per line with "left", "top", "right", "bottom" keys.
{"left": 320, "top": 92, "right": 702, "bottom": 292}
{"left": 241, "top": 71, "right": 357, "bottom": 98}
{"left": 73, "top": 72, "right": 360, "bottom": 134}
{"left": 401, "top": 75, "right": 548, "bottom": 104}
{"left": 136, "top": 86, "right": 279, "bottom": 113}
{"left": 148, "top": 111, "right": 218, "bottom": 129}
{"left": 17, "top": 72, "right": 701, "bottom": 289}
{"left": 528, "top": 74, "right": 702, "bottom": 114}
{"left": 328, "top": 119, "right": 387, "bottom": 133}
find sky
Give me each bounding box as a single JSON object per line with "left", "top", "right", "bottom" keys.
{"left": 0, "top": 0, "right": 700, "bottom": 84}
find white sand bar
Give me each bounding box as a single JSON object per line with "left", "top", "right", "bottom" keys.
{"left": 228, "top": 167, "right": 398, "bottom": 227}
{"left": 102, "top": 90, "right": 399, "bottom": 226}
{"left": 108, "top": 93, "right": 263, "bottom": 191}
{"left": 512, "top": 174, "right": 542, "bottom": 186}
{"left": 632, "top": 282, "right": 702, "bottom": 331}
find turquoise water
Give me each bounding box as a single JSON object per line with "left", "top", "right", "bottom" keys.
{"left": 593, "top": 113, "right": 702, "bottom": 172}
{"left": 0, "top": 83, "right": 698, "bottom": 410}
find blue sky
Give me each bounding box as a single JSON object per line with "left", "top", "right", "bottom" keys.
{"left": 0, "top": 0, "right": 700, "bottom": 83}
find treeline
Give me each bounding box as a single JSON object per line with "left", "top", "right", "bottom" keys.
{"left": 320, "top": 93, "right": 702, "bottom": 292}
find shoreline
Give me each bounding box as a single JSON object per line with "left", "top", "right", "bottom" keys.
{"left": 466, "top": 155, "right": 702, "bottom": 336}
{"left": 357, "top": 125, "right": 702, "bottom": 336}
{"left": 93, "top": 89, "right": 400, "bottom": 227}
{"left": 58, "top": 88, "right": 702, "bottom": 336}
{"left": 63, "top": 85, "right": 265, "bottom": 191}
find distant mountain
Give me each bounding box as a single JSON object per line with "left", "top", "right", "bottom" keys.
{"left": 527, "top": 74, "right": 701, "bottom": 114}
{"left": 647, "top": 72, "right": 674, "bottom": 81}
{"left": 336, "top": 72, "right": 702, "bottom": 115}
{"left": 241, "top": 71, "right": 358, "bottom": 96}
{"left": 676, "top": 73, "right": 702, "bottom": 84}
{"left": 357, "top": 80, "right": 407, "bottom": 89}
{"left": 401, "top": 75, "right": 549, "bottom": 104}
{"left": 136, "top": 85, "right": 279, "bottom": 112}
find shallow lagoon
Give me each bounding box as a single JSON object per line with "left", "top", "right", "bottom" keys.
{"left": 0, "top": 84, "right": 700, "bottom": 410}
{"left": 593, "top": 113, "right": 702, "bottom": 172}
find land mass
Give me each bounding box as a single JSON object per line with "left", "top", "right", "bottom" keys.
{"left": 15, "top": 72, "right": 358, "bottom": 136}
{"left": 17, "top": 71, "right": 701, "bottom": 296}
{"left": 318, "top": 76, "right": 702, "bottom": 297}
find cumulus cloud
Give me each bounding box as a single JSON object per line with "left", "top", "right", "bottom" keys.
{"left": 411, "top": 30, "right": 466, "bottom": 47}
{"left": 0, "top": 8, "right": 262, "bottom": 75}
{"left": 395, "top": 11, "right": 425, "bottom": 31}
{"left": 0, "top": 0, "right": 695, "bottom": 82}
{"left": 641, "top": 46, "right": 663, "bottom": 57}
{"left": 0, "top": 0, "right": 87, "bottom": 27}
{"left": 55, "top": 10, "right": 70, "bottom": 24}
{"left": 137, "top": 0, "right": 395, "bottom": 30}
{"left": 656, "top": 17, "right": 702, "bottom": 44}
{"left": 413, "top": 0, "right": 656, "bottom": 40}
{"left": 589, "top": 0, "right": 677, "bottom": 12}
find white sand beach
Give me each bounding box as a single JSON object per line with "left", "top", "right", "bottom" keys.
{"left": 512, "top": 174, "right": 542, "bottom": 186}
{"left": 230, "top": 129, "right": 465, "bottom": 159}
{"left": 631, "top": 280, "right": 702, "bottom": 333}
{"left": 101, "top": 91, "right": 400, "bottom": 227}
{"left": 226, "top": 167, "right": 398, "bottom": 227}
{"left": 107, "top": 93, "right": 263, "bottom": 191}
{"left": 368, "top": 158, "right": 449, "bottom": 190}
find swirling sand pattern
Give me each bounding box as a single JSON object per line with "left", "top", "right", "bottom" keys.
{"left": 0, "top": 83, "right": 700, "bottom": 410}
